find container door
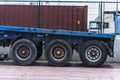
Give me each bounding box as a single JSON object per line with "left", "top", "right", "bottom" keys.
{"left": 77, "top": 7, "right": 83, "bottom": 31}
{"left": 72, "top": 6, "right": 78, "bottom": 31}
{"left": 75, "top": 6, "right": 88, "bottom": 31}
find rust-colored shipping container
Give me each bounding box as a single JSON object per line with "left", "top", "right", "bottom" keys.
{"left": 0, "top": 5, "right": 88, "bottom": 31}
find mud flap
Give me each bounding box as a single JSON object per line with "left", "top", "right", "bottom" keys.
{"left": 101, "top": 41, "right": 114, "bottom": 57}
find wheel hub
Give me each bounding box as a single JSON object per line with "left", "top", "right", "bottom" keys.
{"left": 52, "top": 46, "right": 65, "bottom": 59}
{"left": 86, "top": 46, "right": 101, "bottom": 62}
{"left": 17, "top": 46, "right": 30, "bottom": 59}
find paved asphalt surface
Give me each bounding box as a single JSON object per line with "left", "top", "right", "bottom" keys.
{"left": 0, "top": 61, "right": 119, "bottom": 80}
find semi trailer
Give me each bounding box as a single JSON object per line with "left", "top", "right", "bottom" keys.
{"left": 0, "top": 1, "right": 118, "bottom": 67}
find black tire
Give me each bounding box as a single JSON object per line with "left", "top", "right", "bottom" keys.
{"left": 35, "top": 42, "right": 43, "bottom": 60}
{"left": 11, "top": 39, "right": 37, "bottom": 66}
{"left": 45, "top": 39, "right": 73, "bottom": 66}
{"left": 80, "top": 40, "right": 107, "bottom": 67}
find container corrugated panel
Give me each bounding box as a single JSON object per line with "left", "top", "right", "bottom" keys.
{"left": 0, "top": 5, "right": 88, "bottom": 31}
{"left": 0, "top": 5, "right": 37, "bottom": 28}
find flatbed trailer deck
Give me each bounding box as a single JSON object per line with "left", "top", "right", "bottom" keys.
{"left": 0, "top": 1, "right": 119, "bottom": 67}
{"left": 0, "top": 25, "right": 115, "bottom": 67}
{"left": 0, "top": 26, "right": 115, "bottom": 40}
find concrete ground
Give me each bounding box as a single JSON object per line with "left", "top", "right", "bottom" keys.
{"left": 0, "top": 61, "right": 120, "bottom": 80}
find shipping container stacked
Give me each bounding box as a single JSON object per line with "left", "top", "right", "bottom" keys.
{"left": 0, "top": 4, "right": 88, "bottom": 32}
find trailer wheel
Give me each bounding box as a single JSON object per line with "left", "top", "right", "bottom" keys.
{"left": 11, "top": 39, "right": 37, "bottom": 66}
{"left": 45, "top": 39, "right": 73, "bottom": 66}
{"left": 80, "top": 40, "right": 107, "bottom": 67}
